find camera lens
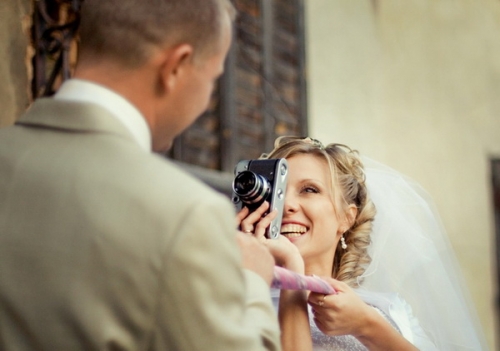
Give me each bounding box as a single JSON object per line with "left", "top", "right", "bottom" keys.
{"left": 232, "top": 171, "right": 271, "bottom": 204}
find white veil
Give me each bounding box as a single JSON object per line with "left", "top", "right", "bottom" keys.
{"left": 358, "top": 157, "right": 489, "bottom": 351}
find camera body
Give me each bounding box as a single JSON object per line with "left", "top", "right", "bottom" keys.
{"left": 232, "top": 158, "right": 288, "bottom": 239}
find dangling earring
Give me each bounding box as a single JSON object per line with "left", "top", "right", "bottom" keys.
{"left": 340, "top": 235, "right": 347, "bottom": 250}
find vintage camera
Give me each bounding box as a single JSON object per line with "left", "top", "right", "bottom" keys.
{"left": 232, "top": 158, "right": 288, "bottom": 239}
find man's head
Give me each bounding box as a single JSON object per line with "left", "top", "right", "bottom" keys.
{"left": 76, "top": 0, "right": 236, "bottom": 151}
{"left": 78, "top": 0, "right": 235, "bottom": 67}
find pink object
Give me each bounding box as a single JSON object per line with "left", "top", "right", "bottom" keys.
{"left": 271, "top": 266, "right": 336, "bottom": 294}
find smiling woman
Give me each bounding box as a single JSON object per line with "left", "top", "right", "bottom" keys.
{"left": 237, "top": 135, "right": 488, "bottom": 351}
{"left": 279, "top": 154, "right": 350, "bottom": 268}
{"left": 263, "top": 136, "right": 372, "bottom": 288}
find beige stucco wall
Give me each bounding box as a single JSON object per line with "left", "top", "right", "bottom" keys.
{"left": 305, "top": 0, "right": 499, "bottom": 349}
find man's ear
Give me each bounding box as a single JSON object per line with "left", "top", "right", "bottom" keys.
{"left": 156, "top": 44, "right": 194, "bottom": 93}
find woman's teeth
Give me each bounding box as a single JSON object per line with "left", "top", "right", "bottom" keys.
{"left": 280, "top": 224, "right": 307, "bottom": 237}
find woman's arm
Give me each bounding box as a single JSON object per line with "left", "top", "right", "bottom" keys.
{"left": 271, "top": 248, "right": 312, "bottom": 351}
{"left": 278, "top": 289, "right": 311, "bottom": 351}
{"left": 309, "top": 278, "right": 418, "bottom": 351}
{"left": 355, "top": 307, "right": 419, "bottom": 351}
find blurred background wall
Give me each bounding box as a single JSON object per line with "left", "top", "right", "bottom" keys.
{"left": 305, "top": 1, "right": 499, "bottom": 350}
{"left": 0, "top": 0, "right": 30, "bottom": 128}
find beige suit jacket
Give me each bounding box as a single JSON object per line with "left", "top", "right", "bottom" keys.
{"left": 0, "top": 99, "right": 281, "bottom": 350}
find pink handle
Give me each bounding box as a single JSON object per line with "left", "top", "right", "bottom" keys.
{"left": 271, "top": 266, "right": 336, "bottom": 294}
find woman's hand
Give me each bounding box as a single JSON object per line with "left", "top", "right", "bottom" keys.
{"left": 309, "top": 277, "right": 418, "bottom": 351}
{"left": 309, "top": 278, "right": 372, "bottom": 337}
{"left": 236, "top": 202, "right": 304, "bottom": 273}
{"left": 236, "top": 201, "right": 275, "bottom": 239}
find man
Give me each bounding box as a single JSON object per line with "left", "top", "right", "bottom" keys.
{"left": 0, "top": 0, "right": 281, "bottom": 350}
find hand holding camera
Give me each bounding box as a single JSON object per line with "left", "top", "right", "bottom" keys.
{"left": 234, "top": 158, "right": 310, "bottom": 291}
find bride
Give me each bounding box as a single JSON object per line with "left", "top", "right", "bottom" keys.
{"left": 237, "top": 136, "right": 488, "bottom": 351}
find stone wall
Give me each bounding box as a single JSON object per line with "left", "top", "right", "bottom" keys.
{"left": 0, "top": 0, "right": 31, "bottom": 128}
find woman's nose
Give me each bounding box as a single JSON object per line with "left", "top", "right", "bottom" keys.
{"left": 283, "top": 194, "right": 299, "bottom": 214}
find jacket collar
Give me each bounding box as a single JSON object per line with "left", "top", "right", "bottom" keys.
{"left": 16, "top": 98, "right": 138, "bottom": 146}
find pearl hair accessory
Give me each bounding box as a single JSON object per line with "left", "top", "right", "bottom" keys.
{"left": 303, "top": 137, "right": 325, "bottom": 150}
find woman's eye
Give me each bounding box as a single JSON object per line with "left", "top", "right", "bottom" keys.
{"left": 302, "top": 186, "right": 319, "bottom": 194}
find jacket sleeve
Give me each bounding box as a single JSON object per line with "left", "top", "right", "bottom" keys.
{"left": 151, "top": 194, "right": 281, "bottom": 351}
{"left": 242, "top": 269, "right": 282, "bottom": 350}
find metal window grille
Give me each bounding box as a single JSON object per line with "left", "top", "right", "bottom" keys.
{"left": 31, "top": 0, "right": 81, "bottom": 99}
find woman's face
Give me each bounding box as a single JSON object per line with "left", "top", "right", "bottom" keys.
{"left": 280, "top": 153, "right": 343, "bottom": 269}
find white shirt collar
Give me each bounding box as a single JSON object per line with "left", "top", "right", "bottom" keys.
{"left": 55, "top": 79, "right": 152, "bottom": 152}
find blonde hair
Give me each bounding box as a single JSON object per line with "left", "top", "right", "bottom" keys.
{"left": 262, "top": 136, "right": 376, "bottom": 287}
